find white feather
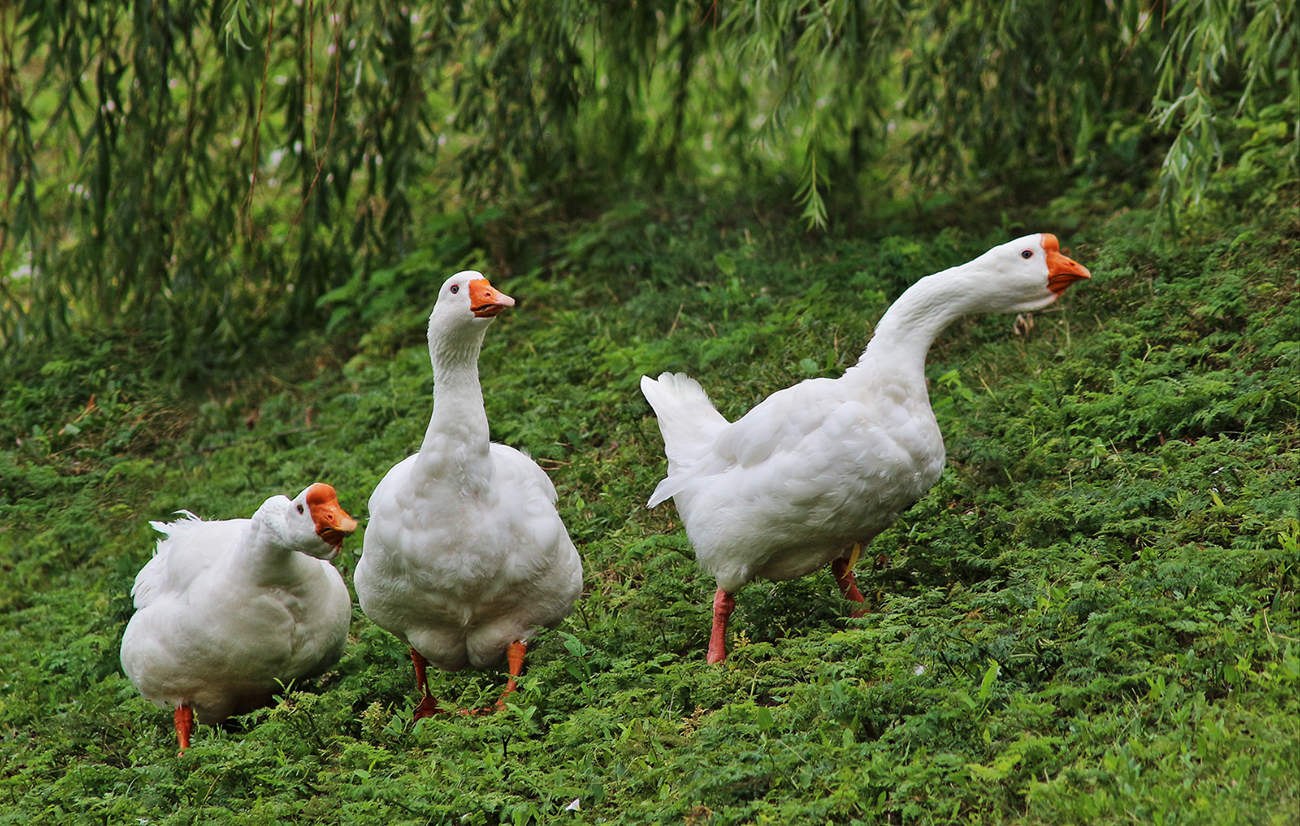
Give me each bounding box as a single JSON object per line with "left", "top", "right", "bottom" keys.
{"left": 354, "top": 272, "right": 583, "bottom": 673}
{"left": 120, "top": 494, "right": 352, "bottom": 724}
{"left": 641, "top": 233, "right": 1087, "bottom": 595}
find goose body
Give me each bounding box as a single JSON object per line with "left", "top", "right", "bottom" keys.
{"left": 642, "top": 233, "right": 1091, "bottom": 663}
{"left": 354, "top": 271, "right": 582, "bottom": 716}
{"left": 120, "top": 484, "right": 357, "bottom": 751}
{"left": 644, "top": 367, "right": 944, "bottom": 591}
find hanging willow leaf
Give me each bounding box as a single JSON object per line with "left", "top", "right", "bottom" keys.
{"left": 1, "top": 0, "right": 1295, "bottom": 370}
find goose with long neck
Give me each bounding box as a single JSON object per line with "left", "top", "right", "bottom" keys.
{"left": 355, "top": 271, "right": 583, "bottom": 718}
{"left": 120, "top": 483, "right": 358, "bottom": 753}
{"left": 641, "top": 233, "right": 1091, "bottom": 664}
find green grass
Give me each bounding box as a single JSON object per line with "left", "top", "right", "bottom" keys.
{"left": 1, "top": 191, "right": 1297, "bottom": 824}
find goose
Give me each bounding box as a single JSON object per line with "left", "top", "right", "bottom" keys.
{"left": 641, "top": 233, "right": 1091, "bottom": 663}
{"left": 355, "top": 271, "right": 583, "bottom": 718}
{"left": 120, "top": 483, "right": 357, "bottom": 753}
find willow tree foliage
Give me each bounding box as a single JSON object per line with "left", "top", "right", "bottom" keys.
{"left": 1, "top": 0, "right": 447, "bottom": 366}
{"left": 1153, "top": 0, "right": 1300, "bottom": 211}
{"left": 1, "top": 0, "right": 1295, "bottom": 367}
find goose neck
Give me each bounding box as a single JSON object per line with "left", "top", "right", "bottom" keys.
{"left": 239, "top": 521, "right": 297, "bottom": 586}
{"left": 416, "top": 333, "right": 492, "bottom": 483}
{"left": 857, "top": 265, "right": 982, "bottom": 377}
{"left": 422, "top": 364, "right": 490, "bottom": 450}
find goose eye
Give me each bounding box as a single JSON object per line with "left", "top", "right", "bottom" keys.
{"left": 450, "top": 284, "right": 460, "bottom": 294}
{"left": 1020, "top": 250, "right": 1033, "bottom": 259}
{"left": 296, "top": 503, "right": 304, "bottom": 514}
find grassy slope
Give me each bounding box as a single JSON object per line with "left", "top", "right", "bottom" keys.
{"left": 1, "top": 192, "right": 1297, "bottom": 824}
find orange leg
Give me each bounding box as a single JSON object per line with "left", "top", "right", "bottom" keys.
{"left": 706, "top": 588, "right": 736, "bottom": 664}
{"left": 831, "top": 545, "right": 869, "bottom": 618}
{"left": 410, "top": 648, "right": 442, "bottom": 720}
{"left": 463, "top": 640, "right": 528, "bottom": 715}
{"left": 174, "top": 705, "right": 193, "bottom": 755}
{"left": 493, "top": 640, "right": 527, "bottom": 711}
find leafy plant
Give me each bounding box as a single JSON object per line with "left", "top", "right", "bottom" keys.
{"left": 3, "top": 183, "right": 1298, "bottom": 822}
{"left": 1153, "top": 0, "right": 1300, "bottom": 214}
{"left": 5, "top": 0, "right": 1296, "bottom": 375}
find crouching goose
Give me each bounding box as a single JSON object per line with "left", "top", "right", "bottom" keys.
{"left": 355, "top": 271, "right": 583, "bottom": 718}
{"left": 120, "top": 483, "right": 357, "bottom": 752}
{"left": 641, "top": 233, "right": 1091, "bottom": 663}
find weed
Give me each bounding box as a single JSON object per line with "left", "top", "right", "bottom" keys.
{"left": 1, "top": 192, "right": 1297, "bottom": 822}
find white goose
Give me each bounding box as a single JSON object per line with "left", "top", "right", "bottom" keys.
{"left": 120, "top": 483, "right": 357, "bottom": 752}
{"left": 642, "top": 233, "right": 1091, "bottom": 663}
{"left": 355, "top": 271, "right": 583, "bottom": 718}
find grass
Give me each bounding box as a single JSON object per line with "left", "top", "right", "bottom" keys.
{"left": 1, "top": 188, "right": 1297, "bottom": 824}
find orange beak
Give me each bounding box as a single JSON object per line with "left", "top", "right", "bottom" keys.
{"left": 305, "top": 483, "right": 358, "bottom": 548}
{"left": 468, "top": 278, "right": 516, "bottom": 318}
{"left": 1043, "top": 233, "right": 1091, "bottom": 295}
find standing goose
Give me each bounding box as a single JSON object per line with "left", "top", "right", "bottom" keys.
{"left": 641, "top": 233, "right": 1091, "bottom": 663}
{"left": 355, "top": 271, "right": 583, "bottom": 718}
{"left": 120, "top": 483, "right": 357, "bottom": 753}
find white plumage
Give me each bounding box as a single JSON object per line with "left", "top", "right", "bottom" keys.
{"left": 642, "top": 233, "right": 1091, "bottom": 663}
{"left": 120, "top": 483, "right": 357, "bottom": 752}
{"left": 354, "top": 271, "right": 582, "bottom": 717}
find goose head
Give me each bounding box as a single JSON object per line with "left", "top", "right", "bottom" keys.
{"left": 964, "top": 233, "right": 1091, "bottom": 313}
{"left": 428, "top": 270, "right": 515, "bottom": 346}
{"left": 253, "top": 483, "right": 358, "bottom": 560}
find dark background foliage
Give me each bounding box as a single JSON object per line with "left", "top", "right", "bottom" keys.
{"left": 2, "top": 1, "right": 1295, "bottom": 375}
